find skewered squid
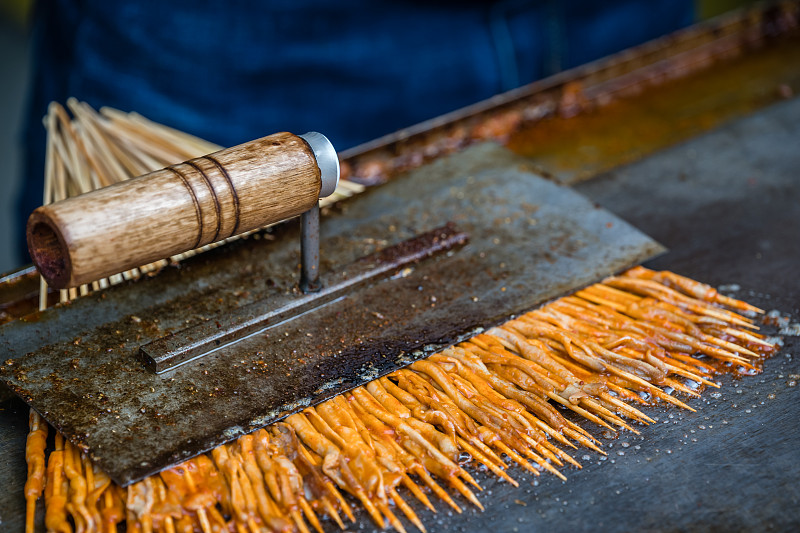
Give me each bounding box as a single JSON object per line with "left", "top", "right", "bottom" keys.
{"left": 24, "top": 268, "right": 776, "bottom": 532}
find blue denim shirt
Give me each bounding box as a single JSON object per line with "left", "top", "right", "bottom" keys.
{"left": 18, "top": 0, "right": 692, "bottom": 260}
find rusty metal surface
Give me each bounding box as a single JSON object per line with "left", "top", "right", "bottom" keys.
{"left": 141, "top": 223, "right": 469, "bottom": 373}
{"left": 0, "top": 145, "right": 662, "bottom": 486}
{"left": 339, "top": 1, "right": 800, "bottom": 186}
{"left": 0, "top": 266, "right": 38, "bottom": 328}
{"left": 506, "top": 30, "right": 800, "bottom": 183}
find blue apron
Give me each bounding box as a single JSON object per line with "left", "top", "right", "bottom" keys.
{"left": 17, "top": 0, "right": 692, "bottom": 261}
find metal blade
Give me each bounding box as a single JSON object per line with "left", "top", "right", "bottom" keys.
{"left": 0, "top": 144, "right": 663, "bottom": 485}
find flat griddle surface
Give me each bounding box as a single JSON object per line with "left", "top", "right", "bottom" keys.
{"left": 2, "top": 97, "right": 799, "bottom": 531}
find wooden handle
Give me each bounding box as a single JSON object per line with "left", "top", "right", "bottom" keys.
{"left": 28, "top": 132, "right": 325, "bottom": 289}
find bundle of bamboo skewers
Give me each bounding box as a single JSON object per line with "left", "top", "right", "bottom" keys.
{"left": 22, "top": 102, "right": 777, "bottom": 533}
{"left": 37, "top": 99, "right": 365, "bottom": 310}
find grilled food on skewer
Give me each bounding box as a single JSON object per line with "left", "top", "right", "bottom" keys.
{"left": 26, "top": 268, "right": 776, "bottom": 532}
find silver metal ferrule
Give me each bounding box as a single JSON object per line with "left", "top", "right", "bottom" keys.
{"left": 300, "top": 132, "right": 340, "bottom": 198}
